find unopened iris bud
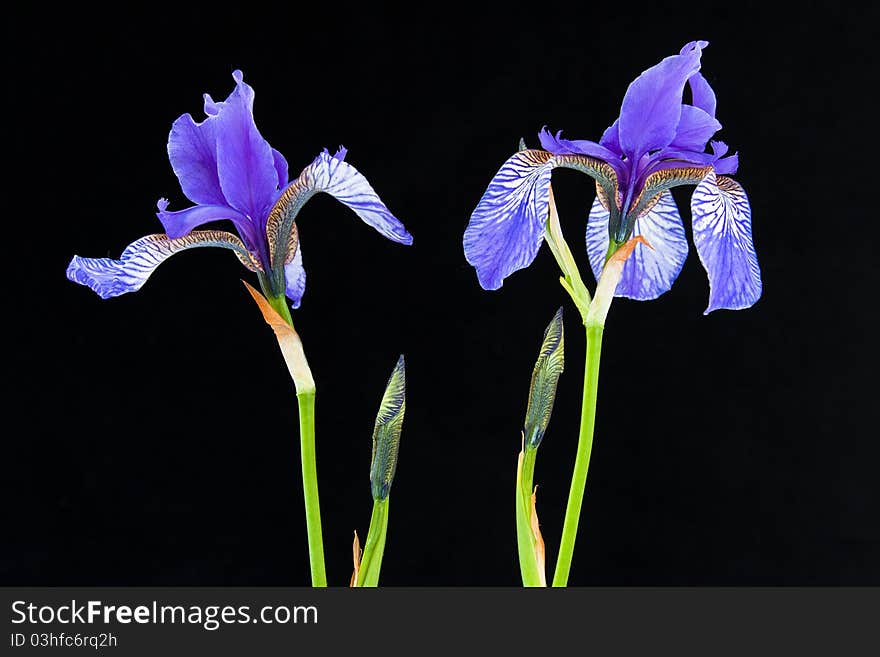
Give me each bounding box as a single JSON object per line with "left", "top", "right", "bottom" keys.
{"left": 523, "top": 308, "right": 565, "bottom": 448}
{"left": 370, "top": 355, "right": 406, "bottom": 501}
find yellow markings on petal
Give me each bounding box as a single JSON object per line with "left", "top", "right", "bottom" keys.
{"left": 629, "top": 164, "right": 713, "bottom": 218}
{"left": 350, "top": 530, "right": 362, "bottom": 588}
{"left": 242, "top": 281, "right": 315, "bottom": 393}
{"left": 585, "top": 235, "right": 653, "bottom": 328}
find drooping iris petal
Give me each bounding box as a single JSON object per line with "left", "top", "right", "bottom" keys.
{"left": 156, "top": 198, "right": 252, "bottom": 241}
{"left": 463, "top": 150, "right": 555, "bottom": 290}
{"left": 586, "top": 191, "right": 688, "bottom": 300}
{"left": 691, "top": 172, "right": 761, "bottom": 313}
{"left": 214, "top": 71, "right": 281, "bottom": 223}
{"left": 284, "top": 242, "right": 306, "bottom": 308}
{"left": 618, "top": 41, "right": 705, "bottom": 157}
{"left": 66, "top": 231, "right": 261, "bottom": 299}
{"left": 265, "top": 149, "right": 411, "bottom": 274}
{"left": 167, "top": 112, "right": 224, "bottom": 206}
{"left": 669, "top": 105, "right": 721, "bottom": 151}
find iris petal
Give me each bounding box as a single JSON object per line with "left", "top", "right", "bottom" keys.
{"left": 690, "top": 172, "right": 761, "bottom": 313}
{"left": 599, "top": 120, "right": 622, "bottom": 155}
{"left": 167, "top": 112, "right": 224, "bottom": 206}
{"left": 156, "top": 198, "right": 251, "bottom": 239}
{"left": 463, "top": 150, "right": 556, "bottom": 290}
{"left": 618, "top": 41, "right": 706, "bottom": 158}
{"left": 214, "top": 71, "right": 282, "bottom": 226}
{"left": 265, "top": 149, "right": 411, "bottom": 276}
{"left": 67, "top": 231, "right": 261, "bottom": 299}
{"left": 687, "top": 72, "right": 717, "bottom": 117}
{"left": 586, "top": 191, "right": 688, "bottom": 300}
{"left": 669, "top": 105, "right": 721, "bottom": 152}
{"left": 272, "top": 148, "right": 289, "bottom": 189}
{"left": 284, "top": 242, "right": 306, "bottom": 308}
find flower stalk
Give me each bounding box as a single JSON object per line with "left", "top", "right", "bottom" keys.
{"left": 244, "top": 282, "right": 326, "bottom": 587}
{"left": 550, "top": 234, "right": 647, "bottom": 586}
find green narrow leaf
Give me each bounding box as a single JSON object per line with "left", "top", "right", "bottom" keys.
{"left": 523, "top": 308, "right": 565, "bottom": 448}
{"left": 370, "top": 355, "right": 406, "bottom": 500}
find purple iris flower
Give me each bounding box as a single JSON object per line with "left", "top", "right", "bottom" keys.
{"left": 463, "top": 41, "right": 760, "bottom": 313}
{"left": 68, "top": 70, "right": 412, "bottom": 307}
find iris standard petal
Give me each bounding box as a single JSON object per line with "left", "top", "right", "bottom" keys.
{"left": 617, "top": 41, "right": 705, "bottom": 158}
{"left": 67, "top": 231, "right": 261, "bottom": 299}
{"left": 167, "top": 112, "right": 225, "bottom": 206}
{"left": 599, "top": 120, "right": 622, "bottom": 155}
{"left": 586, "top": 191, "right": 688, "bottom": 300}
{"left": 265, "top": 149, "right": 411, "bottom": 276}
{"left": 214, "top": 71, "right": 281, "bottom": 224}
{"left": 463, "top": 150, "right": 556, "bottom": 290}
{"left": 669, "top": 105, "right": 721, "bottom": 152}
{"left": 272, "top": 148, "right": 289, "bottom": 189}
{"left": 284, "top": 242, "right": 306, "bottom": 308}
{"left": 156, "top": 198, "right": 255, "bottom": 244}
{"left": 691, "top": 172, "right": 761, "bottom": 313}
{"left": 687, "top": 72, "right": 717, "bottom": 117}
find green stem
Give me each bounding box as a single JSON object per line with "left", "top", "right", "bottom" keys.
{"left": 297, "top": 389, "right": 326, "bottom": 587}
{"left": 516, "top": 446, "right": 544, "bottom": 586}
{"left": 552, "top": 323, "right": 604, "bottom": 586}
{"left": 357, "top": 497, "right": 390, "bottom": 587}
{"left": 267, "top": 292, "right": 327, "bottom": 588}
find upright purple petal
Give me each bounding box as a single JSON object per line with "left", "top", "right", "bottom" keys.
{"left": 688, "top": 72, "right": 717, "bottom": 117}
{"left": 167, "top": 112, "right": 224, "bottom": 206}
{"left": 669, "top": 105, "right": 721, "bottom": 152}
{"left": 284, "top": 242, "right": 306, "bottom": 308}
{"left": 67, "top": 231, "right": 260, "bottom": 299}
{"left": 586, "top": 191, "right": 688, "bottom": 300}
{"left": 599, "top": 120, "right": 622, "bottom": 155}
{"left": 214, "top": 71, "right": 281, "bottom": 223}
{"left": 691, "top": 172, "right": 761, "bottom": 313}
{"left": 463, "top": 150, "right": 555, "bottom": 290}
{"left": 618, "top": 41, "right": 706, "bottom": 158}
{"left": 272, "top": 148, "right": 289, "bottom": 189}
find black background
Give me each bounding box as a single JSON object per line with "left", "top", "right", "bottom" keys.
{"left": 4, "top": 3, "right": 876, "bottom": 586}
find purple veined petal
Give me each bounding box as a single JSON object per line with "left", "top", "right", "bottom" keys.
{"left": 617, "top": 41, "right": 706, "bottom": 158}
{"left": 688, "top": 72, "right": 717, "bottom": 117}
{"left": 691, "top": 172, "right": 761, "bottom": 313}
{"left": 463, "top": 150, "right": 556, "bottom": 290}
{"left": 167, "top": 112, "right": 225, "bottom": 206}
{"left": 586, "top": 191, "right": 688, "bottom": 300}
{"left": 669, "top": 105, "right": 721, "bottom": 152}
{"left": 306, "top": 149, "right": 411, "bottom": 244}
{"left": 214, "top": 71, "right": 281, "bottom": 224}
{"left": 66, "top": 230, "right": 261, "bottom": 299}
{"left": 155, "top": 198, "right": 259, "bottom": 248}
{"left": 272, "top": 148, "right": 289, "bottom": 189}
{"left": 265, "top": 149, "right": 411, "bottom": 272}
{"left": 284, "top": 241, "right": 306, "bottom": 308}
